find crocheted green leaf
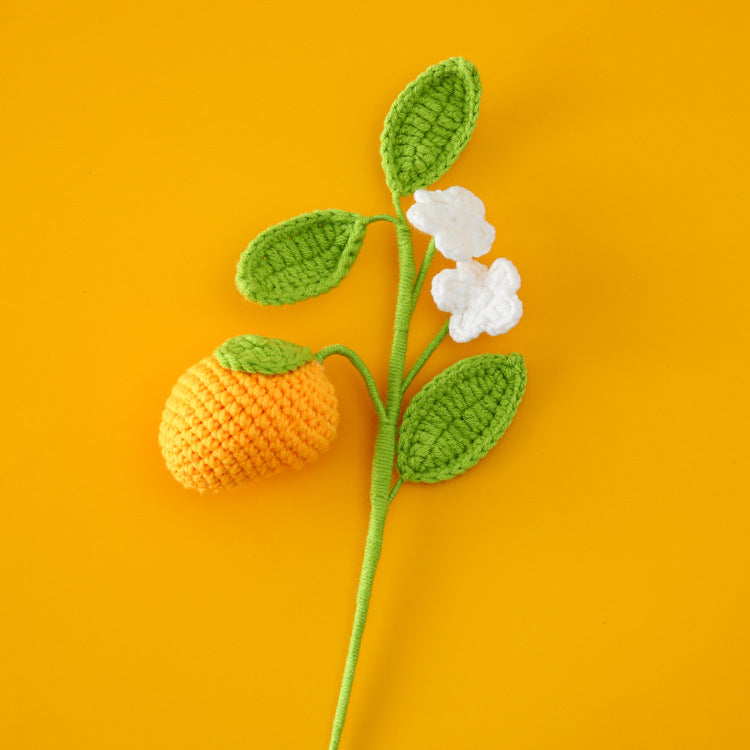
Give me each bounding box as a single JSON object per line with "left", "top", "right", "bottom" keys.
{"left": 397, "top": 353, "right": 526, "bottom": 483}
{"left": 236, "top": 210, "right": 368, "bottom": 305}
{"left": 381, "top": 57, "right": 482, "bottom": 197}
{"left": 214, "top": 335, "right": 313, "bottom": 375}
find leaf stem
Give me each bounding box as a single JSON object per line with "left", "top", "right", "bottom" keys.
{"left": 401, "top": 320, "right": 450, "bottom": 395}
{"left": 315, "top": 345, "right": 386, "bottom": 421}
{"left": 366, "top": 213, "right": 399, "bottom": 225}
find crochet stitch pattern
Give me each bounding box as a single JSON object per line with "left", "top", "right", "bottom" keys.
{"left": 159, "top": 358, "right": 338, "bottom": 490}
{"left": 214, "top": 334, "right": 314, "bottom": 375}
{"left": 381, "top": 57, "right": 481, "bottom": 196}
{"left": 159, "top": 57, "right": 526, "bottom": 749}
{"left": 397, "top": 353, "right": 526, "bottom": 483}
{"left": 407, "top": 186, "right": 495, "bottom": 261}
{"left": 237, "top": 210, "right": 369, "bottom": 305}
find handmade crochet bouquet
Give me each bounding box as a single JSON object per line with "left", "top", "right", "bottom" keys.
{"left": 160, "top": 57, "right": 526, "bottom": 749}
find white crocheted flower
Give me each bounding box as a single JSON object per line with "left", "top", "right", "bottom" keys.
{"left": 431, "top": 259, "right": 523, "bottom": 343}
{"left": 406, "top": 186, "right": 495, "bottom": 261}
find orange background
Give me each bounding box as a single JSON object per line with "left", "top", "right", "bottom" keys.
{"left": 2, "top": 1, "right": 749, "bottom": 748}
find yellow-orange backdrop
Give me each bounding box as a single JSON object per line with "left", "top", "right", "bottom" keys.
{"left": 2, "top": 1, "right": 749, "bottom": 748}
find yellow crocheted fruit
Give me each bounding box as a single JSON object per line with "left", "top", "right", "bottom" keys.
{"left": 159, "top": 357, "right": 339, "bottom": 491}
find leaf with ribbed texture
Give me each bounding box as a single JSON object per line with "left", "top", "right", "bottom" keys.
{"left": 381, "top": 57, "right": 481, "bottom": 197}
{"left": 215, "top": 335, "right": 313, "bottom": 375}
{"left": 397, "top": 354, "right": 526, "bottom": 483}
{"left": 236, "top": 210, "right": 368, "bottom": 305}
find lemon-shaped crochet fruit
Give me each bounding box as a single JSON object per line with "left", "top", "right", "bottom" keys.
{"left": 159, "top": 336, "right": 339, "bottom": 491}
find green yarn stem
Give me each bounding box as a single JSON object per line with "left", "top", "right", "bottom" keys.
{"left": 401, "top": 320, "right": 450, "bottom": 396}
{"left": 327, "top": 197, "right": 416, "bottom": 750}
{"left": 366, "top": 214, "right": 399, "bottom": 226}
{"left": 410, "top": 238, "right": 436, "bottom": 313}
{"left": 315, "top": 345, "right": 386, "bottom": 420}
{"left": 388, "top": 477, "right": 405, "bottom": 502}
{"left": 327, "top": 496, "right": 388, "bottom": 750}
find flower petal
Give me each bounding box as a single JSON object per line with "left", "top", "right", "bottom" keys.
{"left": 448, "top": 310, "right": 485, "bottom": 343}
{"left": 482, "top": 293, "right": 523, "bottom": 335}
{"left": 406, "top": 186, "right": 495, "bottom": 262}
{"left": 486, "top": 257, "right": 521, "bottom": 293}
{"left": 431, "top": 261, "right": 487, "bottom": 314}
{"left": 431, "top": 255, "right": 523, "bottom": 342}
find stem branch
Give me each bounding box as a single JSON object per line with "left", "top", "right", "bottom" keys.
{"left": 410, "top": 238, "right": 436, "bottom": 313}
{"left": 401, "top": 321, "right": 450, "bottom": 396}
{"left": 315, "top": 345, "right": 386, "bottom": 421}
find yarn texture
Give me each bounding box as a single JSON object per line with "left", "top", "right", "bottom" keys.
{"left": 215, "top": 334, "right": 313, "bottom": 375}
{"left": 381, "top": 57, "right": 481, "bottom": 197}
{"left": 236, "top": 210, "right": 368, "bottom": 305}
{"left": 407, "top": 186, "right": 495, "bottom": 261}
{"left": 397, "top": 354, "right": 526, "bottom": 483}
{"left": 432, "top": 258, "right": 523, "bottom": 343}
{"left": 159, "top": 358, "right": 338, "bottom": 491}
{"left": 404, "top": 184, "right": 523, "bottom": 343}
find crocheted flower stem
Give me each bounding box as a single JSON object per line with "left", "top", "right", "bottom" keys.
{"left": 315, "top": 345, "right": 386, "bottom": 420}
{"left": 401, "top": 320, "right": 450, "bottom": 395}
{"left": 410, "top": 238, "right": 436, "bottom": 312}
{"left": 327, "top": 479, "right": 396, "bottom": 750}
{"left": 328, "top": 201, "right": 416, "bottom": 750}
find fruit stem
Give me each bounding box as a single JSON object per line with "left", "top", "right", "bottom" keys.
{"left": 327, "top": 198, "right": 415, "bottom": 750}
{"left": 315, "top": 345, "right": 386, "bottom": 420}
